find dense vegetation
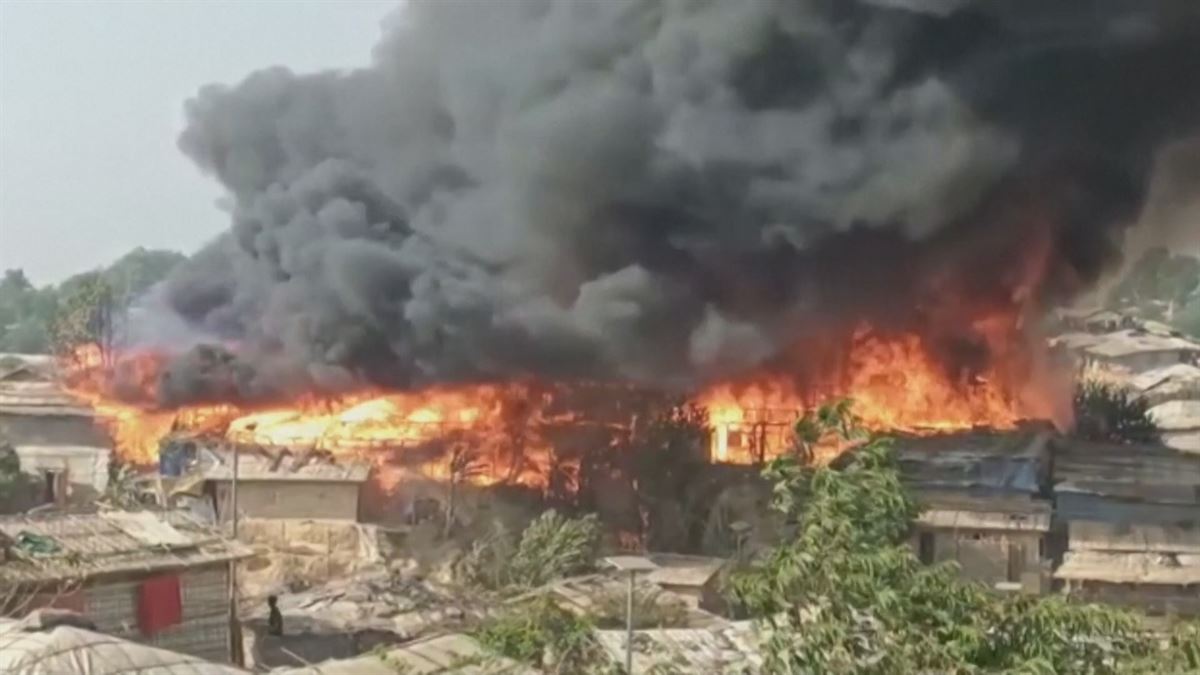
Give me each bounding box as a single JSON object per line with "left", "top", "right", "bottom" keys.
{"left": 0, "top": 248, "right": 184, "bottom": 354}
{"left": 1073, "top": 380, "right": 1160, "bottom": 445}
{"left": 730, "top": 401, "right": 1198, "bottom": 674}
{"left": 475, "top": 402, "right": 1199, "bottom": 673}
{"left": 1107, "top": 246, "right": 1200, "bottom": 338}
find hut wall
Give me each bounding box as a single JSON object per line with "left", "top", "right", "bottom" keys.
{"left": 215, "top": 480, "right": 361, "bottom": 522}
{"left": 0, "top": 413, "right": 108, "bottom": 447}
{"left": 84, "top": 564, "right": 232, "bottom": 663}
{"left": 1065, "top": 580, "right": 1200, "bottom": 617}
{"left": 919, "top": 529, "right": 1044, "bottom": 591}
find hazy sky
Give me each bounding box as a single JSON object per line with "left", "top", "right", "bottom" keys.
{"left": 0, "top": 0, "right": 399, "bottom": 285}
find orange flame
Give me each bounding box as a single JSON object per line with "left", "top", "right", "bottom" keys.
{"left": 61, "top": 310, "right": 1063, "bottom": 485}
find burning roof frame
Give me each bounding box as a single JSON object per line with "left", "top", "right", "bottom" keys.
{"left": 194, "top": 444, "right": 372, "bottom": 483}
{"left": 0, "top": 508, "right": 252, "bottom": 587}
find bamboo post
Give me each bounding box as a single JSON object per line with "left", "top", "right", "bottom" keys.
{"left": 227, "top": 443, "right": 242, "bottom": 666}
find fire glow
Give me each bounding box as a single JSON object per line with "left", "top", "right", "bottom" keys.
{"left": 62, "top": 312, "right": 1062, "bottom": 485}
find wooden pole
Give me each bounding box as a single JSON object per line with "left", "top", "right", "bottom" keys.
{"left": 625, "top": 570, "right": 635, "bottom": 674}
{"left": 228, "top": 443, "right": 242, "bottom": 666}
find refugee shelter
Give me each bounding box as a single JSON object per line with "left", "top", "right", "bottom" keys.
{"left": 1149, "top": 399, "right": 1200, "bottom": 454}
{"left": 897, "top": 429, "right": 1054, "bottom": 593}
{"left": 0, "top": 611, "right": 246, "bottom": 675}
{"left": 197, "top": 446, "right": 371, "bottom": 523}
{"left": 1053, "top": 438, "right": 1200, "bottom": 526}
{"left": 0, "top": 367, "right": 106, "bottom": 447}
{"left": 1052, "top": 438, "right": 1200, "bottom": 614}
{"left": 1054, "top": 520, "right": 1200, "bottom": 616}
{"left": 0, "top": 509, "right": 251, "bottom": 662}
{"left": 1130, "top": 363, "right": 1200, "bottom": 407}
{"left": 1077, "top": 329, "right": 1200, "bottom": 374}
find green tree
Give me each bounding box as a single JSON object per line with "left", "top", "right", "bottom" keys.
{"left": 729, "top": 400, "right": 1169, "bottom": 673}
{"left": 626, "top": 399, "right": 711, "bottom": 550}
{"left": 0, "top": 248, "right": 184, "bottom": 355}
{"left": 99, "top": 247, "right": 186, "bottom": 305}
{"left": 50, "top": 273, "right": 117, "bottom": 365}
{"left": 1073, "top": 381, "right": 1159, "bottom": 444}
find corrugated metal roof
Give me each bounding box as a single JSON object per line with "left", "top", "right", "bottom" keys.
{"left": 197, "top": 446, "right": 371, "bottom": 483}
{"left": 917, "top": 506, "right": 1051, "bottom": 533}
{"left": 895, "top": 430, "right": 1050, "bottom": 495}
{"left": 0, "top": 509, "right": 252, "bottom": 585}
{"left": 1052, "top": 438, "right": 1200, "bottom": 502}
{"left": 1055, "top": 550, "right": 1200, "bottom": 585}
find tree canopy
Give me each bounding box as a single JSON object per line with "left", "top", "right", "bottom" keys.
{"left": 0, "top": 247, "right": 185, "bottom": 354}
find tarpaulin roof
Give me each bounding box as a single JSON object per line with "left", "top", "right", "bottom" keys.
{"left": 0, "top": 616, "right": 246, "bottom": 675}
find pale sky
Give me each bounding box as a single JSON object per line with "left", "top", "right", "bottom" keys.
{"left": 0, "top": 0, "right": 399, "bottom": 285}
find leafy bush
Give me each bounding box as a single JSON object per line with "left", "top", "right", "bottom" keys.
{"left": 1073, "top": 380, "right": 1159, "bottom": 444}
{"left": 728, "top": 400, "right": 1182, "bottom": 674}
{"left": 473, "top": 595, "right": 605, "bottom": 673}
{"left": 457, "top": 510, "right": 601, "bottom": 591}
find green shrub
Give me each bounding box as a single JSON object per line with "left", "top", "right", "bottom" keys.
{"left": 473, "top": 595, "right": 603, "bottom": 672}
{"left": 457, "top": 509, "right": 601, "bottom": 591}
{"left": 1073, "top": 380, "right": 1159, "bottom": 444}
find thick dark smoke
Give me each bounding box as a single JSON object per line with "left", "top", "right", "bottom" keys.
{"left": 151, "top": 0, "right": 1200, "bottom": 405}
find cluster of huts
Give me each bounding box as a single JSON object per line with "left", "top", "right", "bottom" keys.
{"left": 899, "top": 427, "right": 1200, "bottom": 617}
{"left": 2, "top": 312, "right": 1200, "bottom": 673}
{"left": 1051, "top": 307, "right": 1200, "bottom": 453}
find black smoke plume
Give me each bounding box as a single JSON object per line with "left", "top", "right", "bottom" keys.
{"left": 151, "top": 0, "right": 1200, "bottom": 405}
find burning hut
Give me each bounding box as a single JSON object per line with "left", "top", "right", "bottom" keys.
{"left": 0, "top": 509, "right": 251, "bottom": 662}
{"left": 194, "top": 446, "right": 372, "bottom": 524}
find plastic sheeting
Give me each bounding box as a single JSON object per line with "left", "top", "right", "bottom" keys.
{"left": 0, "top": 619, "right": 246, "bottom": 675}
